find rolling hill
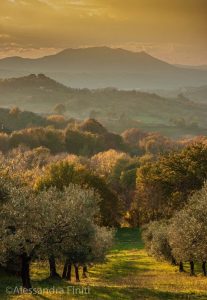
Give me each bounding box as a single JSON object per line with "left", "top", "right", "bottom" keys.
{"left": 151, "top": 85, "right": 207, "bottom": 104}
{"left": 0, "top": 47, "right": 206, "bottom": 89}
{"left": 1, "top": 74, "right": 207, "bottom": 138}
{"left": 182, "top": 85, "right": 207, "bottom": 104}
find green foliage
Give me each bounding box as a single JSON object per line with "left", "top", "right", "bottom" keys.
{"left": 109, "top": 158, "right": 139, "bottom": 190}
{"left": 0, "top": 107, "right": 48, "bottom": 131}
{"left": 0, "top": 114, "right": 129, "bottom": 155}
{"left": 0, "top": 177, "right": 10, "bottom": 204}
{"left": 53, "top": 103, "right": 66, "bottom": 115}
{"left": 143, "top": 182, "right": 207, "bottom": 276}
{"left": 168, "top": 182, "right": 207, "bottom": 264}
{"left": 65, "top": 122, "right": 127, "bottom": 157}
{"left": 35, "top": 160, "right": 120, "bottom": 226}
{"left": 9, "top": 127, "right": 65, "bottom": 153}
{"left": 142, "top": 220, "right": 173, "bottom": 263}
{"left": 135, "top": 143, "right": 207, "bottom": 224}
{"left": 0, "top": 180, "right": 113, "bottom": 288}
{"left": 35, "top": 161, "right": 79, "bottom": 191}
{"left": 78, "top": 118, "right": 107, "bottom": 135}
{"left": 65, "top": 129, "right": 100, "bottom": 156}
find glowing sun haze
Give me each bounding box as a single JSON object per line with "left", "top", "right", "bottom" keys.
{"left": 0, "top": 0, "right": 206, "bottom": 65}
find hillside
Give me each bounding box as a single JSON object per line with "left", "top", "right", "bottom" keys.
{"left": 182, "top": 85, "right": 207, "bottom": 104}
{"left": 152, "top": 85, "right": 207, "bottom": 105}
{"left": 1, "top": 74, "right": 207, "bottom": 137}
{"left": 0, "top": 74, "right": 72, "bottom": 112}
{"left": 0, "top": 47, "right": 207, "bottom": 89}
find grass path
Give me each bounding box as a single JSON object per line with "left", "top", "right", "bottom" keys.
{"left": 1, "top": 228, "right": 207, "bottom": 299}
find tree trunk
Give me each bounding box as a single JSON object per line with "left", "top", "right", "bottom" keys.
{"left": 202, "top": 261, "right": 206, "bottom": 276}
{"left": 49, "top": 256, "right": 60, "bottom": 279}
{"left": 74, "top": 264, "right": 80, "bottom": 282}
{"left": 21, "top": 253, "right": 32, "bottom": 290}
{"left": 179, "top": 261, "right": 184, "bottom": 272}
{"left": 82, "top": 265, "right": 88, "bottom": 278}
{"left": 62, "top": 260, "right": 68, "bottom": 279}
{"left": 190, "top": 261, "right": 195, "bottom": 276}
{"left": 66, "top": 263, "right": 72, "bottom": 281}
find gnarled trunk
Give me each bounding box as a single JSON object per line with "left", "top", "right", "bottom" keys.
{"left": 49, "top": 255, "right": 60, "bottom": 279}
{"left": 74, "top": 264, "right": 80, "bottom": 282}
{"left": 190, "top": 261, "right": 195, "bottom": 276}
{"left": 66, "top": 263, "right": 72, "bottom": 281}
{"left": 62, "top": 259, "right": 68, "bottom": 279}
{"left": 179, "top": 261, "right": 184, "bottom": 272}
{"left": 21, "top": 253, "right": 32, "bottom": 290}
{"left": 62, "top": 260, "right": 72, "bottom": 281}
{"left": 202, "top": 261, "right": 206, "bottom": 276}
{"left": 82, "top": 265, "right": 88, "bottom": 278}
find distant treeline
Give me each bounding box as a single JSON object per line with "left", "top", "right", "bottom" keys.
{"left": 0, "top": 108, "right": 186, "bottom": 155}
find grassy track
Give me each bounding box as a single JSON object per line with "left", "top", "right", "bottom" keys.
{"left": 1, "top": 228, "right": 207, "bottom": 299}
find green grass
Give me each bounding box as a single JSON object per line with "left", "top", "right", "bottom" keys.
{"left": 1, "top": 228, "right": 207, "bottom": 299}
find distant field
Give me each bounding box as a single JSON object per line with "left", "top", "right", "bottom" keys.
{"left": 1, "top": 228, "right": 207, "bottom": 300}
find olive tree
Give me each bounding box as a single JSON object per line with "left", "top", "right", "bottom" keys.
{"left": 0, "top": 182, "right": 113, "bottom": 290}
{"left": 142, "top": 220, "right": 174, "bottom": 265}
{"left": 168, "top": 182, "right": 207, "bottom": 276}
{"left": 62, "top": 224, "right": 114, "bottom": 281}
{"left": 58, "top": 187, "right": 114, "bottom": 281}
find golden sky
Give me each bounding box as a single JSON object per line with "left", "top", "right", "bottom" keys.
{"left": 0, "top": 0, "right": 207, "bottom": 64}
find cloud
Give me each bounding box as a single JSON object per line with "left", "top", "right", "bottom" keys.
{"left": 0, "top": 0, "right": 206, "bottom": 64}
{"left": 0, "top": 44, "right": 61, "bottom": 59}
{"left": 0, "top": 33, "right": 10, "bottom": 39}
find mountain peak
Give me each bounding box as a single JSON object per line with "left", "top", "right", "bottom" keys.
{"left": 0, "top": 47, "right": 206, "bottom": 90}
{"left": 56, "top": 46, "right": 151, "bottom": 56}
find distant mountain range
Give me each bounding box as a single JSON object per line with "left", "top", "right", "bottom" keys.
{"left": 0, "top": 47, "right": 206, "bottom": 89}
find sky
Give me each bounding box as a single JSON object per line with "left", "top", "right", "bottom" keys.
{"left": 0, "top": 0, "right": 207, "bottom": 65}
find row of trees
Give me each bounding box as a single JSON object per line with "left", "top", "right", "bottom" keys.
{"left": 142, "top": 182, "right": 207, "bottom": 276}
{"left": 0, "top": 119, "right": 127, "bottom": 155}
{"left": 0, "top": 145, "right": 131, "bottom": 290}
{"left": 0, "top": 117, "right": 188, "bottom": 156}
{"left": 0, "top": 177, "right": 113, "bottom": 290}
